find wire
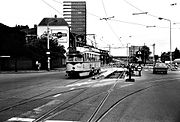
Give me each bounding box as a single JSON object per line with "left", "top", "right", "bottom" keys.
{"left": 101, "top": 0, "right": 124, "bottom": 46}
{"left": 123, "top": 0, "right": 144, "bottom": 12}
{"left": 122, "top": 0, "right": 178, "bottom": 22}
{"left": 101, "top": 0, "right": 108, "bottom": 17}
{"left": 51, "top": 0, "right": 63, "bottom": 4}
{"left": 87, "top": 12, "right": 101, "bottom": 18}
{"left": 110, "top": 19, "right": 147, "bottom": 27}
{"left": 41, "top": 0, "right": 63, "bottom": 16}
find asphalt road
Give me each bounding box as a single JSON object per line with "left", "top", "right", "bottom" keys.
{"left": 0, "top": 68, "right": 180, "bottom": 122}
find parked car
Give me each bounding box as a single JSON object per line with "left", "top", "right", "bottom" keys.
{"left": 153, "top": 63, "right": 168, "bottom": 74}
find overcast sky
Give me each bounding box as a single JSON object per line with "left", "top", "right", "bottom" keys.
{"left": 0, "top": 0, "right": 180, "bottom": 56}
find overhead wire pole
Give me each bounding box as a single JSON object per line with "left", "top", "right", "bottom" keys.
{"left": 158, "top": 17, "right": 172, "bottom": 65}
{"left": 127, "top": 43, "right": 130, "bottom": 65}
{"left": 152, "top": 43, "right": 155, "bottom": 64}
{"left": 46, "top": 19, "right": 58, "bottom": 71}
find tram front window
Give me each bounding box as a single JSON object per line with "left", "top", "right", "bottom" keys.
{"left": 74, "top": 56, "right": 83, "bottom": 62}
{"left": 67, "top": 55, "right": 83, "bottom": 62}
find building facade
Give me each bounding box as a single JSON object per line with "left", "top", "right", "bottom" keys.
{"left": 129, "top": 46, "right": 142, "bottom": 57}
{"left": 63, "top": 1, "right": 86, "bottom": 46}
{"left": 37, "top": 17, "right": 69, "bottom": 52}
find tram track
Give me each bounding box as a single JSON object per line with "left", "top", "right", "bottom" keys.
{"left": 4, "top": 70, "right": 112, "bottom": 121}
{"left": 29, "top": 71, "right": 125, "bottom": 122}
{"left": 0, "top": 87, "right": 87, "bottom": 114}
{"left": 92, "top": 77, "right": 180, "bottom": 122}
{"left": 32, "top": 71, "right": 180, "bottom": 122}
{"left": 0, "top": 72, "right": 99, "bottom": 114}
{"left": 6, "top": 70, "right": 178, "bottom": 122}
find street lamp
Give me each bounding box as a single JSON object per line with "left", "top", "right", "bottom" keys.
{"left": 146, "top": 25, "right": 156, "bottom": 28}
{"left": 100, "top": 16, "right": 114, "bottom": 21}
{"left": 158, "top": 17, "right": 172, "bottom": 65}
{"left": 46, "top": 19, "right": 57, "bottom": 71}
{"left": 132, "top": 12, "right": 148, "bottom": 15}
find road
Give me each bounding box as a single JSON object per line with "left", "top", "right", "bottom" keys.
{"left": 0, "top": 68, "right": 180, "bottom": 122}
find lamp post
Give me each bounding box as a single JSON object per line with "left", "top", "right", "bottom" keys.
{"left": 158, "top": 17, "right": 172, "bottom": 65}
{"left": 152, "top": 43, "right": 155, "bottom": 65}
{"left": 46, "top": 19, "right": 57, "bottom": 71}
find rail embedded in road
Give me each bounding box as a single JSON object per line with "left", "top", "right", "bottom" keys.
{"left": 92, "top": 68, "right": 127, "bottom": 80}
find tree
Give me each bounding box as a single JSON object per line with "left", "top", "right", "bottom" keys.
{"left": 26, "top": 36, "right": 66, "bottom": 69}
{"left": 174, "top": 48, "right": 180, "bottom": 59}
{"left": 0, "top": 23, "right": 26, "bottom": 56}
{"left": 154, "top": 55, "right": 159, "bottom": 63}
{"left": 140, "top": 45, "right": 152, "bottom": 65}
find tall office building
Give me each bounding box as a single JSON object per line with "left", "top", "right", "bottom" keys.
{"left": 63, "top": 1, "right": 86, "bottom": 46}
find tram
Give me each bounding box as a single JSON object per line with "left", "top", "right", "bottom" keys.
{"left": 66, "top": 46, "right": 101, "bottom": 77}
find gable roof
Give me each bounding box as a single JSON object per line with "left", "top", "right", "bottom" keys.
{"left": 38, "top": 18, "right": 69, "bottom": 27}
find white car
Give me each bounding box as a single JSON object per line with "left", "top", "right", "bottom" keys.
{"left": 153, "top": 63, "right": 168, "bottom": 74}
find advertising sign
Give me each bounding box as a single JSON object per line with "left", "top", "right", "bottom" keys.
{"left": 51, "top": 29, "right": 68, "bottom": 43}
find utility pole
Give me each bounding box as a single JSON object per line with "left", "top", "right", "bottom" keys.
{"left": 46, "top": 19, "right": 57, "bottom": 71}
{"left": 159, "top": 17, "right": 172, "bottom": 65}
{"left": 152, "top": 43, "right": 155, "bottom": 64}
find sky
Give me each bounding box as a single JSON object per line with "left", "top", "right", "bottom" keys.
{"left": 0, "top": 0, "right": 180, "bottom": 56}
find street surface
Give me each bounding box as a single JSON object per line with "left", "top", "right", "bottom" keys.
{"left": 0, "top": 68, "right": 180, "bottom": 122}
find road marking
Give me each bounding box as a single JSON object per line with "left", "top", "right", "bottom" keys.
{"left": 70, "top": 87, "right": 75, "bottom": 90}
{"left": 7, "top": 117, "right": 79, "bottom": 122}
{"left": 121, "top": 83, "right": 133, "bottom": 88}
{"left": 53, "top": 94, "right": 62, "bottom": 97}
{"left": 7, "top": 117, "right": 34, "bottom": 122}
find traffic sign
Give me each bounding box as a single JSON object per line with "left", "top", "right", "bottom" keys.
{"left": 137, "top": 66, "right": 142, "bottom": 71}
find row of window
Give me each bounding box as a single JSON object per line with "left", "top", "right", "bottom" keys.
{"left": 67, "top": 52, "right": 100, "bottom": 62}
{"left": 83, "top": 52, "right": 100, "bottom": 62}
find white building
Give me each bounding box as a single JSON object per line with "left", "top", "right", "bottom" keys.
{"left": 37, "top": 17, "right": 69, "bottom": 52}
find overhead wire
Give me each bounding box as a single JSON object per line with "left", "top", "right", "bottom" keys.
{"left": 124, "top": 0, "right": 180, "bottom": 30}
{"left": 41, "top": 0, "right": 177, "bottom": 48}
{"left": 122, "top": 0, "right": 178, "bottom": 27}
{"left": 42, "top": 0, "right": 153, "bottom": 28}
{"left": 110, "top": 19, "right": 148, "bottom": 27}
{"left": 123, "top": 0, "right": 144, "bottom": 12}
{"left": 51, "top": 0, "right": 63, "bottom": 4}
{"left": 101, "top": 0, "right": 124, "bottom": 46}
{"left": 41, "top": 0, "right": 63, "bottom": 16}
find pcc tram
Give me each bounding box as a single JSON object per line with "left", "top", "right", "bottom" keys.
{"left": 66, "top": 46, "right": 101, "bottom": 77}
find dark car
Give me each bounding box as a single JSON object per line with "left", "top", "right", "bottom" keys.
{"left": 153, "top": 63, "right": 168, "bottom": 74}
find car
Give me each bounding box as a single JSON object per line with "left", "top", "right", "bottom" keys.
{"left": 153, "top": 63, "right": 168, "bottom": 74}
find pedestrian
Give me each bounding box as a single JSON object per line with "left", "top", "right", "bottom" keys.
{"left": 36, "top": 61, "right": 41, "bottom": 71}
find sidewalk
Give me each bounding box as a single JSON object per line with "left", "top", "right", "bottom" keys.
{"left": 0, "top": 67, "right": 66, "bottom": 74}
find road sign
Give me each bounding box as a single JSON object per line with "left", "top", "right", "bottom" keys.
{"left": 137, "top": 66, "right": 142, "bottom": 71}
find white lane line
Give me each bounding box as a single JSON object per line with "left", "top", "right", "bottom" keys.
{"left": 46, "top": 120, "right": 79, "bottom": 122}
{"left": 121, "top": 84, "right": 133, "bottom": 88}
{"left": 7, "top": 117, "right": 34, "bottom": 122}
{"left": 7, "top": 117, "right": 79, "bottom": 122}
{"left": 53, "top": 94, "right": 62, "bottom": 97}
{"left": 69, "top": 87, "right": 75, "bottom": 90}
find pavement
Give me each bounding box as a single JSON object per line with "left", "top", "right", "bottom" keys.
{"left": 0, "top": 67, "right": 66, "bottom": 74}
